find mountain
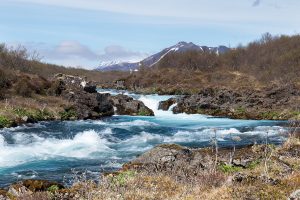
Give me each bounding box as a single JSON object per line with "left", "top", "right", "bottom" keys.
{"left": 98, "top": 61, "right": 139, "bottom": 72}
{"left": 95, "top": 42, "right": 230, "bottom": 71}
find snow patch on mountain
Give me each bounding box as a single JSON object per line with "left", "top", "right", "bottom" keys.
{"left": 96, "top": 42, "right": 229, "bottom": 71}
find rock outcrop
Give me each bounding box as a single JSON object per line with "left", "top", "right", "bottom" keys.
{"left": 110, "top": 94, "right": 154, "bottom": 116}
{"left": 52, "top": 74, "right": 154, "bottom": 119}
{"left": 159, "top": 86, "right": 300, "bottom": 120}
{"left": 53, "top": 74, "right": 114, "bottom": 119}
{"left": 123, "top": 144, "right": 260, "bottom": 173}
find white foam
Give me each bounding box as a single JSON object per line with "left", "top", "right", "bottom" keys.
{"left": 0, "top": 135, "right": 5, "bottom": 147}
{"left": 116, "top": 120, "right": 158, "bottom": 126}
{"left": 0, "top": 130, "right": 113, "bottom": 168}
{"left": 168, "top": 103, "right": 177, "bottom": 111}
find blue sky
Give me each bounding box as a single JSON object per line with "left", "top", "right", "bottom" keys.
{"left": 0, "top": 0, "right": 299, "bottom": 69}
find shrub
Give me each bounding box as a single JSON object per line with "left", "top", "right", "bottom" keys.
{"left": 15, "top": 78, "right": 34, "bottom": 97}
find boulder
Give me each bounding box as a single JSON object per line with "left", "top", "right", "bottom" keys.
{"left": 110, "top": 94, "right": 154, "bottom": 116}
{"left": 123, "top": 144, "right": 260, "bottom": 174}
{"left": 158, "top": 98, "right": 177, "bottom": 111}
{"left": 83, "top": 85, "right": 97, "bottom": 93}
{"left": 63, "top": 92, "right": 114, "bottom": 119}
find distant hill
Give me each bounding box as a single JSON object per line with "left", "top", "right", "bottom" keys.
{"left": 95, "top": 42, "right": 230, "bottom": 71}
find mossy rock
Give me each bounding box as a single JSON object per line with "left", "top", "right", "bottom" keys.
{"left": 22, "top": 180, "right": 64, "bottom": 192}
{"left": 137, "top": 108, "right": 154, "bottom": 116}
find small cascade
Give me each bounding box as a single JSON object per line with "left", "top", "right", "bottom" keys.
{"left": 137, "top": 95, "right": 175, "bottom": 117}
{"left": 168, "top": 103, "right": 178, "bottom": 111}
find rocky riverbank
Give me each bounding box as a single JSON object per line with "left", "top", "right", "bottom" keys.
{"left": 0, "top": 134, "right": 299, "bottom": 200}
{"left": 159, "top": 85, "right": 300, "bottom": 120}
{"left": 0, "top": 74, "right": 154, "bottom": 128}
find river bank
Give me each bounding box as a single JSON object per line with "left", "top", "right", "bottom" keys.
{"left": 0, "top": 134, "right": 299, "bottom": 200}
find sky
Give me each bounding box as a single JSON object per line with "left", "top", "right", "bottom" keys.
{"left": 0, "top": 0, "right": 299, "bottom": 69}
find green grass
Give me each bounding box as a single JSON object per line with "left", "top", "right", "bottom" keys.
{"left": 13, "top": 107, "right": 54, "bottom": 121}
{"left": 59, "top": 108, "right": 77, "bottom": 120}
{"left": 47, "top": 185, "right": 59, "bottom": 193}
{"left": 247, "top": 160, "right": 261, "bottom": 170}
{"left": 259, "top": 111, "right": 281, "bottom": 119}
{"left": 13, "top": 107, "right": 32, "bottom": 117}
{"left": 33, "top": 109, "right": 54, "bottom": 121}
{"left": 219, "top": 164, "right": 243, "bottom": 173}
{"left": 0, "top": 115, "right": 12, "bottom": 128}
{"left": 110, "top": 171, "right": 136, "bottom": 186}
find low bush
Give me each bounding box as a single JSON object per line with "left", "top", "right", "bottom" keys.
{"left": 15, "top": 78, "right": 35, "bottom": 97}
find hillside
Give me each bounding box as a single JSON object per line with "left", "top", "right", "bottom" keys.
{"left": 122, "top": 34, "right": 300, "bottom": 93}
{"left": 0, "top": 43, "right": 129, "bottom": 85}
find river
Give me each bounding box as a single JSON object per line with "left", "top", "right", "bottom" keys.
{"left": 0, "top": 90, "right": 287, "bottom": 187}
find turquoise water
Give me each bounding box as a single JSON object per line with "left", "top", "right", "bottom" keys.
{"left": 0, "top": 90, "right": 287, "bottom": 187}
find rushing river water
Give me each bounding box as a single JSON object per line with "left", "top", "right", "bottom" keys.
{"left": 0, "top": 90, "right": 287, "bottom": 187}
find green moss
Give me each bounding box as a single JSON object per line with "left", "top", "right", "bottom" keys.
{"left": 47, "top": 185, "right": 59, "bottom": 193}
{"left": 290, "top": 111, "right": 300, "bottom": 119}
{"left": 59, "top": 108, "right": 77, "bottom": 120}
{"left": 137, "top": 108, "right": 153, "bottom": 116}
{"left": 111, "top": 171, "right": 136, "bottom": 186}
{"left": 259, "top": 111, "right": 281, "bottom": 119}
{"left": 236, "top": 107, "right": 247, "bottom": 116}
{"left": 0, "top": 115, "right": 12, "bottom": 128}
{"left": 247, "top": 160, "right": 261, "bottom": 170}
{"left": 219, "top": 164, "right": 242, "bottom": 173}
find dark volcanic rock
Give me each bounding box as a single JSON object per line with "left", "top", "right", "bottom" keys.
{"left": 169, "top": 85, "right": 300, "bottom": 120}
{"left": 110, "top": 94, "right": 154, "bottom": 116}
{"left": 64, "top": 91, "right": 114, "bottom": 119}
{"left": 83, "top": 85, "right": 97, "bottom": 93}
{"left": 123, "top": 144, "right": 260, "bottom": 173}
{"left": 53, "top": 74, "right": 154, "bottom": 119}
{"left": 158, "top": 98, "right": 177, "bottom": 111}
{"left": 53, "top": 74, "right": 114, "bottom": 119}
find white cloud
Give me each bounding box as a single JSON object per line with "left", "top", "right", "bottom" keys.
{"left": 100, "top": 45, "right": 148, "bottom": 63}
{"left": 12, "top": 41, "right": 148, "bottom": 69}
{"left": 9, "top": 0, "right": 294, "bottom": 22}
